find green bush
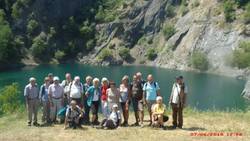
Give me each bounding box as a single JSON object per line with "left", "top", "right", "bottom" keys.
{"left": 223, "top": 0, "right": 236, "bottom": 22}
{"left": 30, "top": 32, "right": 50, "bottom": 62}
{"left": 27, "top": 19, "right": 39, "bottom": 34}
{"left": 80, "top": 25, "right": 93, "bottom": 38}
{"left": 163, "top": 24, "right": 176, "bottom": 40}
{"left": 179, "top": 5, "right": 189, "bottom": 16}
{"left": 243, "top": 3, "right": 250, "bottom": 24}
{"left": 232, "top": 41, "right": 250, "bottom": 68}
{"left": 0, "top": 83, "right": 22, "bottom": 114}
{"left": 165, "top": 4, "right": 175, "bottom": 18}
{"left": 146, "top": 48, "right": 157, "bottom": 60}
{"left": 119, "top": 47, "right": 130, "bottom": 60}
{"left": 98, "top": 48, "right": 113, "bottom": 61}
{"left": 0, "top": 10, "right": 22, "bottom": 64}
{"left": 86, "top": 39, "right": 95, "bottom": 51}
{"left": 191, "top": 51, "right": 209, "bottom": 71}
{"left": 54, "top": 50, "right": 65, "bottom": 61}
{"left": 191, "top": 0, "right": 200, "bottom": 8}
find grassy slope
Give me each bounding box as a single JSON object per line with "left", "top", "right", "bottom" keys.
{"left": 0, "top": 108, "right": 249, "bottom": 141}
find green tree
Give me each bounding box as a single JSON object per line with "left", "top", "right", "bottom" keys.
{"left": 27, "top": 19, "right": 39, "bottom": 34}
{"left": 223, "top": 0, "right": 236, "bottom": 22}
{"left": 146, "top": 48, "right": 157, "bottom": 60}
{"left": 232, "top": 41, "right": 250, "bottom": 68}
{"left": 30, "top": 32, "right": 50, "bottom": 62}
{"left": 119, "top": 47, "right": 130, "bottom": 60}
{"left": 0, "top": 10, "right": 21, "bottom": 65}
{"left": 243, "top": 3, "right": 250, "bottom": 24}
{"left": 191, "top": 51, "right": 209, "bottom": 71}
{"left": 163, "top": 24, "right": 176, "bottom": 40}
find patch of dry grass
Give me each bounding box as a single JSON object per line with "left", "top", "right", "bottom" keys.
{"left": 0, "top": 108, "right": 249, "bottom": 141}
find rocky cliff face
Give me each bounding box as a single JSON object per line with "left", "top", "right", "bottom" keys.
{"left": 82, "top": 0, "right": 250, "bottom": 78}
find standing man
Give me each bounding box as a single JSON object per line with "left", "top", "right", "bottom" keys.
{"left": 48, "top": 76, "right": 64, "bottom": 123}
{"left": 143, "top": 74, "right": 160, "bottom": 126}
{"left": 24, "top": 77, "right": 39, "bottom": 126}
{"left": 39, "top": 77, "right": 50, "bottom": 124}
{"left": 61, "top": 73, "right": 72, "bottom": 105}
{"left": 169, "top": 76, "right": 188, "bottom": 129}
{"left": 130, "top": 75, "right": 144, "bottom": 127}
{"left": 83, "top": 76, "right": 93, "bottom": 124}
{"left": 69, "top": 76, "right": 83, "bottom": 107}
{"left": 48, "top": 73, "right": 54, "bottom": 84}
{"left": 85, "top": 78, "right": 101, "bottom": 126}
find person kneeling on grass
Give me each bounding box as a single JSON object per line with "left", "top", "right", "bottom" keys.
{"left": 64, "top": 100, "right": 83, "bottom": 129}
{"left": 101, "top": 104, "right": 121, "bottom": 129}
{"left": 151, "top": 96, "right": 168, "bottom": 129}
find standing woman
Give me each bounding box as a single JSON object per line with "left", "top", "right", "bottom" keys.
{"left": 107, "top": 81, "right": 120, "bottom": 114}
{"left": 119, "top": 75, "right": 131, "bottom": 126}
{"left": 85, "top": 78, "right": 101, "bottom": 125}
{"left": 39, "top": 77, "right": 51, "bottom": 124}
{"left": 101, "top": 77, "right": 109, "bottom": 119}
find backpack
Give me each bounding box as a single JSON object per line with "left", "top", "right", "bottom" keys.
{"left": 145, "top": 82, "right": 157, "bottom": 89}
{"left": 41, "top": 85, "right": 45, "bottom": 97}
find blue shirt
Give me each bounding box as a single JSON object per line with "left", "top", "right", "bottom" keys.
{"left": 39, "top": 84, "right": 49, "bottom": 101}
{"left": 85, "top": 86, "right": 101, "bottom": 107}
{"left": 143, "top": 82, "right": 160, "bottom": 101}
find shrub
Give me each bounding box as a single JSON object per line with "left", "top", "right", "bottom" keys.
{"left": 80, "top": 25, "right": 93, "bottom": 38}
{"left": 98, "top": 48, "right": 113, "bottom": 61}
{"left": 163, "top": 24, "right": 176, "bottom": 40}
{"left": 27, "top": 19, "right": 39, "bottom": 34}
{"left": 165, "top": 4, "right": 175, "bottom": 18}
{"left": 146, "top": 48, "right": 157, "bottom": 60}
{"left": 243, "top": 3, "right": 250, "bottom": 24}
{"left": 223, "top": 0, "right": 236, "bottom": 22}
{"left": 179, "top": 5, "right": 189, "bottom": 16}
{"left": 119, "top": 47, "right": 130, "bottom": 60}
{"left": 191, "top": 51, "right": 209, "bottom": 71}
{"left": 232, "top": 41, "right": 250, "bottom": 68}
{"left": 54, "top": 50, "right": 65, "bottom": 61}
{"left": 30, "top": 32, "right": 50, "bottom": 62}
{"left": 86, "top": 39, "right": 95, "bottom": 51}
{"left": 191, "top": 0, "right": 200, "bottom": 8}
{"left": 0, "top": 83, "right": 22, "bottom": 114}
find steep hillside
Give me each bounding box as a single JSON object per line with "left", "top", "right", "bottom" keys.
{"left": 0, "top": 0, "right": 250, "bottom": 78}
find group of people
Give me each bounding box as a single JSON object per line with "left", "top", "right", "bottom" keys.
{"left": 24, "top": 72, "right": 188, "bottom": 130}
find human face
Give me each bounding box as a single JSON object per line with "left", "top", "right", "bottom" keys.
{"left": 30, "top": 80, "right": 36, "bottom": 86}
{"left": 54, "top": 80, "right": 59, "bottom": 85}
{"left": 86, "top": 78, "right": 92, "bottom": 84}
{"left": 103, "top": 81, "right": 108, "bottom": 86}
{"left": 157, "top": 99, "right": 162, "bottom": 104}
{"left": 147, "top": 75, "right": 153, "bottom": 83}
{"left": 66, "top": 74, "right": 71, "bottom": 81}
{"left": 93, "top": 81, "right": 99, "bottom": 87}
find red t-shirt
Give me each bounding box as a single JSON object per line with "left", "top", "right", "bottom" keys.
{"left": 101, "top": 85, "right": 108, "bottom": 101}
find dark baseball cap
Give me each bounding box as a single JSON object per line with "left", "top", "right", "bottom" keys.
{"left": 175, "top": 75, "right": 183, "bottom": 79}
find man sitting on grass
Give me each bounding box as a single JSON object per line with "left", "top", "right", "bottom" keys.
{"left": 151, "top": 96, "right": 168, "bottom": 129}
{"left": 64, "top": 100, "right": 83, "bottom": 129}
{"left": 100, "top": 104, "right": 121, "bottom": 129}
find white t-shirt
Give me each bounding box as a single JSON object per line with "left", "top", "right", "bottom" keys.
{"left": 92, "top": 89, "right": 99, "bottom": 101}
{"left": 70, "top": 82, "right": 83, "bottom": 98}
{"left": 109, "top": 110, "right": 121, "bottom": 125}
{"left": 171, "top": 83, "right": 188, "bottom": 104}
{"left": 172, "top": 83, "right": 180, "bottom": 104}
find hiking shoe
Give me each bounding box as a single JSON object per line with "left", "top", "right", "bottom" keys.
{"left": 33, "top": 122, "right": 40, "bottom": 126}
{"left": 148, "top": 122, "right": 152, "bottom": 127}
{"left": 140, "top": 123, "right": 144, "bottom": 128}
{"left": 121, "top": 122, "right": 129, "bottom": 127}
{"left": 131, "top": 122, "right": 139, "bottom": 127}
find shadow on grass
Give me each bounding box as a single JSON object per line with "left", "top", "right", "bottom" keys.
{"left": 181, "top": 127, "right": 206, "bottom": 131}
{"left": 165, "top": 126, "right": 206, "bottom": 131}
